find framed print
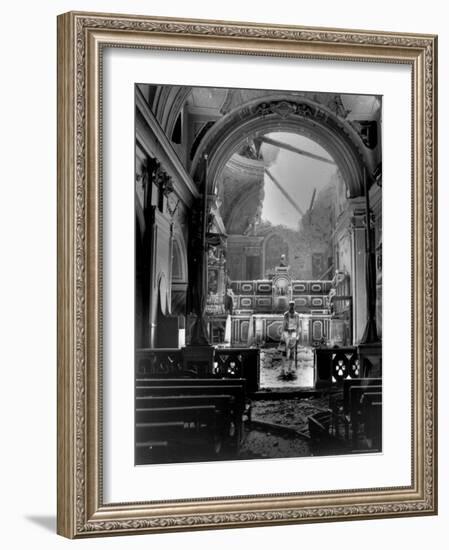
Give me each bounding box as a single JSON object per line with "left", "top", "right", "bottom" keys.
{"left": 57, "top": 11, "right": 438, "bottom": 538}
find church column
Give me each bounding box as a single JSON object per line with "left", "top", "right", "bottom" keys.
{"left": 359, "top": 168, "right": 378, "bottom": 344}
{"left": 142, "top": 159, "right": 175, "bottom": 348}
{"left": 187, "top": 155, "right": 210, "bottom": 346}
{"left": 347, "top": 191, "right": 381, "bottom": 349}
{"left": 139, "top": 156, "right": 157, "bottom": 349}
{"left": 332, "top": 195, "right": 368, "bottom": 345}
{"left": 349, "top": 199, "right": 369, "bottom": 344}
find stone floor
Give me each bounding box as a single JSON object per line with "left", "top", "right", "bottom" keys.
{"left": 259, "top": 346, "right": 315, "bottom": 389}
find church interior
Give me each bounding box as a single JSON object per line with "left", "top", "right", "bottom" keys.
{"left": 134, "top": 83, "right": 382, "bottom": 465}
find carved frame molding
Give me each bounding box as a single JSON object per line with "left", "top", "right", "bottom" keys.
{"left": 57, "top": 11, "right": 437, "bottom": 538}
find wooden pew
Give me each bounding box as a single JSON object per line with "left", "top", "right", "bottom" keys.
{"left": 136, "top": 395, "right": 234, "bottom": 415}
{"left": 136, "top": 394, "right": 242, "bottom": 441}
{"left": 135, "top": 400, "right": 227, "bottom": 464}
{"left": 136, "top": 385, "right": 245, "bottom": 409}
{"left": 135, "top": 378, "right": 246, "bottom": 419}
{"left": 135, "top": 378, "right": 246, "bottom": 464}
{"left": 136, "top": 404, "right": 217, "bottom": 423}
{"left": 361, "top": 393, "right": 382, "bottom": 450}
{"left": 343, "top": 378, "right": 382, "bottom": 414}
{"left": 348, "top": 384, "right": 382, "bottom": 447}
{"left": 136, "top": 377, "right": 246, "bottom": 387}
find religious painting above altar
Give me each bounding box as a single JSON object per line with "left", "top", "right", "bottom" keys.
{"left": 134, "top": 83, "right": 382, "bottom": 466}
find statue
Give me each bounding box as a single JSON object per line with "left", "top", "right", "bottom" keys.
{"left": 207, "top": 246, "right": 219, "bottom": 265}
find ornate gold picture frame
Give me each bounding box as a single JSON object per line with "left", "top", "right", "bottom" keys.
{"left": 57, "top": 11, "right": 437, "bottom": 538}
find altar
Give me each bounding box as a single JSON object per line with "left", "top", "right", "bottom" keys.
{"left": 244, "top": 313, "right": 336, "bottom": 347}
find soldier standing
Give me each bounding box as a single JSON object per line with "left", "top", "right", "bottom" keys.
{"left": 282, "top": 300, "right": 301, "bottom": 373}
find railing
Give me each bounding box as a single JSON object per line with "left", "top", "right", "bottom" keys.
{"left": 136, "top": 347, "right": 260, "bottom": 393}
{"left": 215, "top": 348, "right": 259, "bottom": 393}
{"left": 136, "top": 348, "right": 183, "bottom": 377}
{"left": 314, "top": 346, "right": 360, "bottom": 387}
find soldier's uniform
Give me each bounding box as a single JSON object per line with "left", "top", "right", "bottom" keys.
{"left": 282, "top": 304, "right": 301, "bottom": 370}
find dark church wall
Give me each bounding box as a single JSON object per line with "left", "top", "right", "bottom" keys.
{"left": 135, "top": 92, "right": 197, "bottom": 349}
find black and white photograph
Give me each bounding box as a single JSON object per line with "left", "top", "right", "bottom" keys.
{"left": 134, "top": 84, "right": 382, "bottom": 465}
{"left": 1, "top": 0, "right": 443, "bottom": 543}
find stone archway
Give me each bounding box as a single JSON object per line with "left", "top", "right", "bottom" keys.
{"left": 152, "top": 85, "right": 192, "bottom": 136}
{"left": 190, "top": 94, "right": 373, "bottom": 198}
{"left": 188, "top": 93, "right": 378, "bottom": 344}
